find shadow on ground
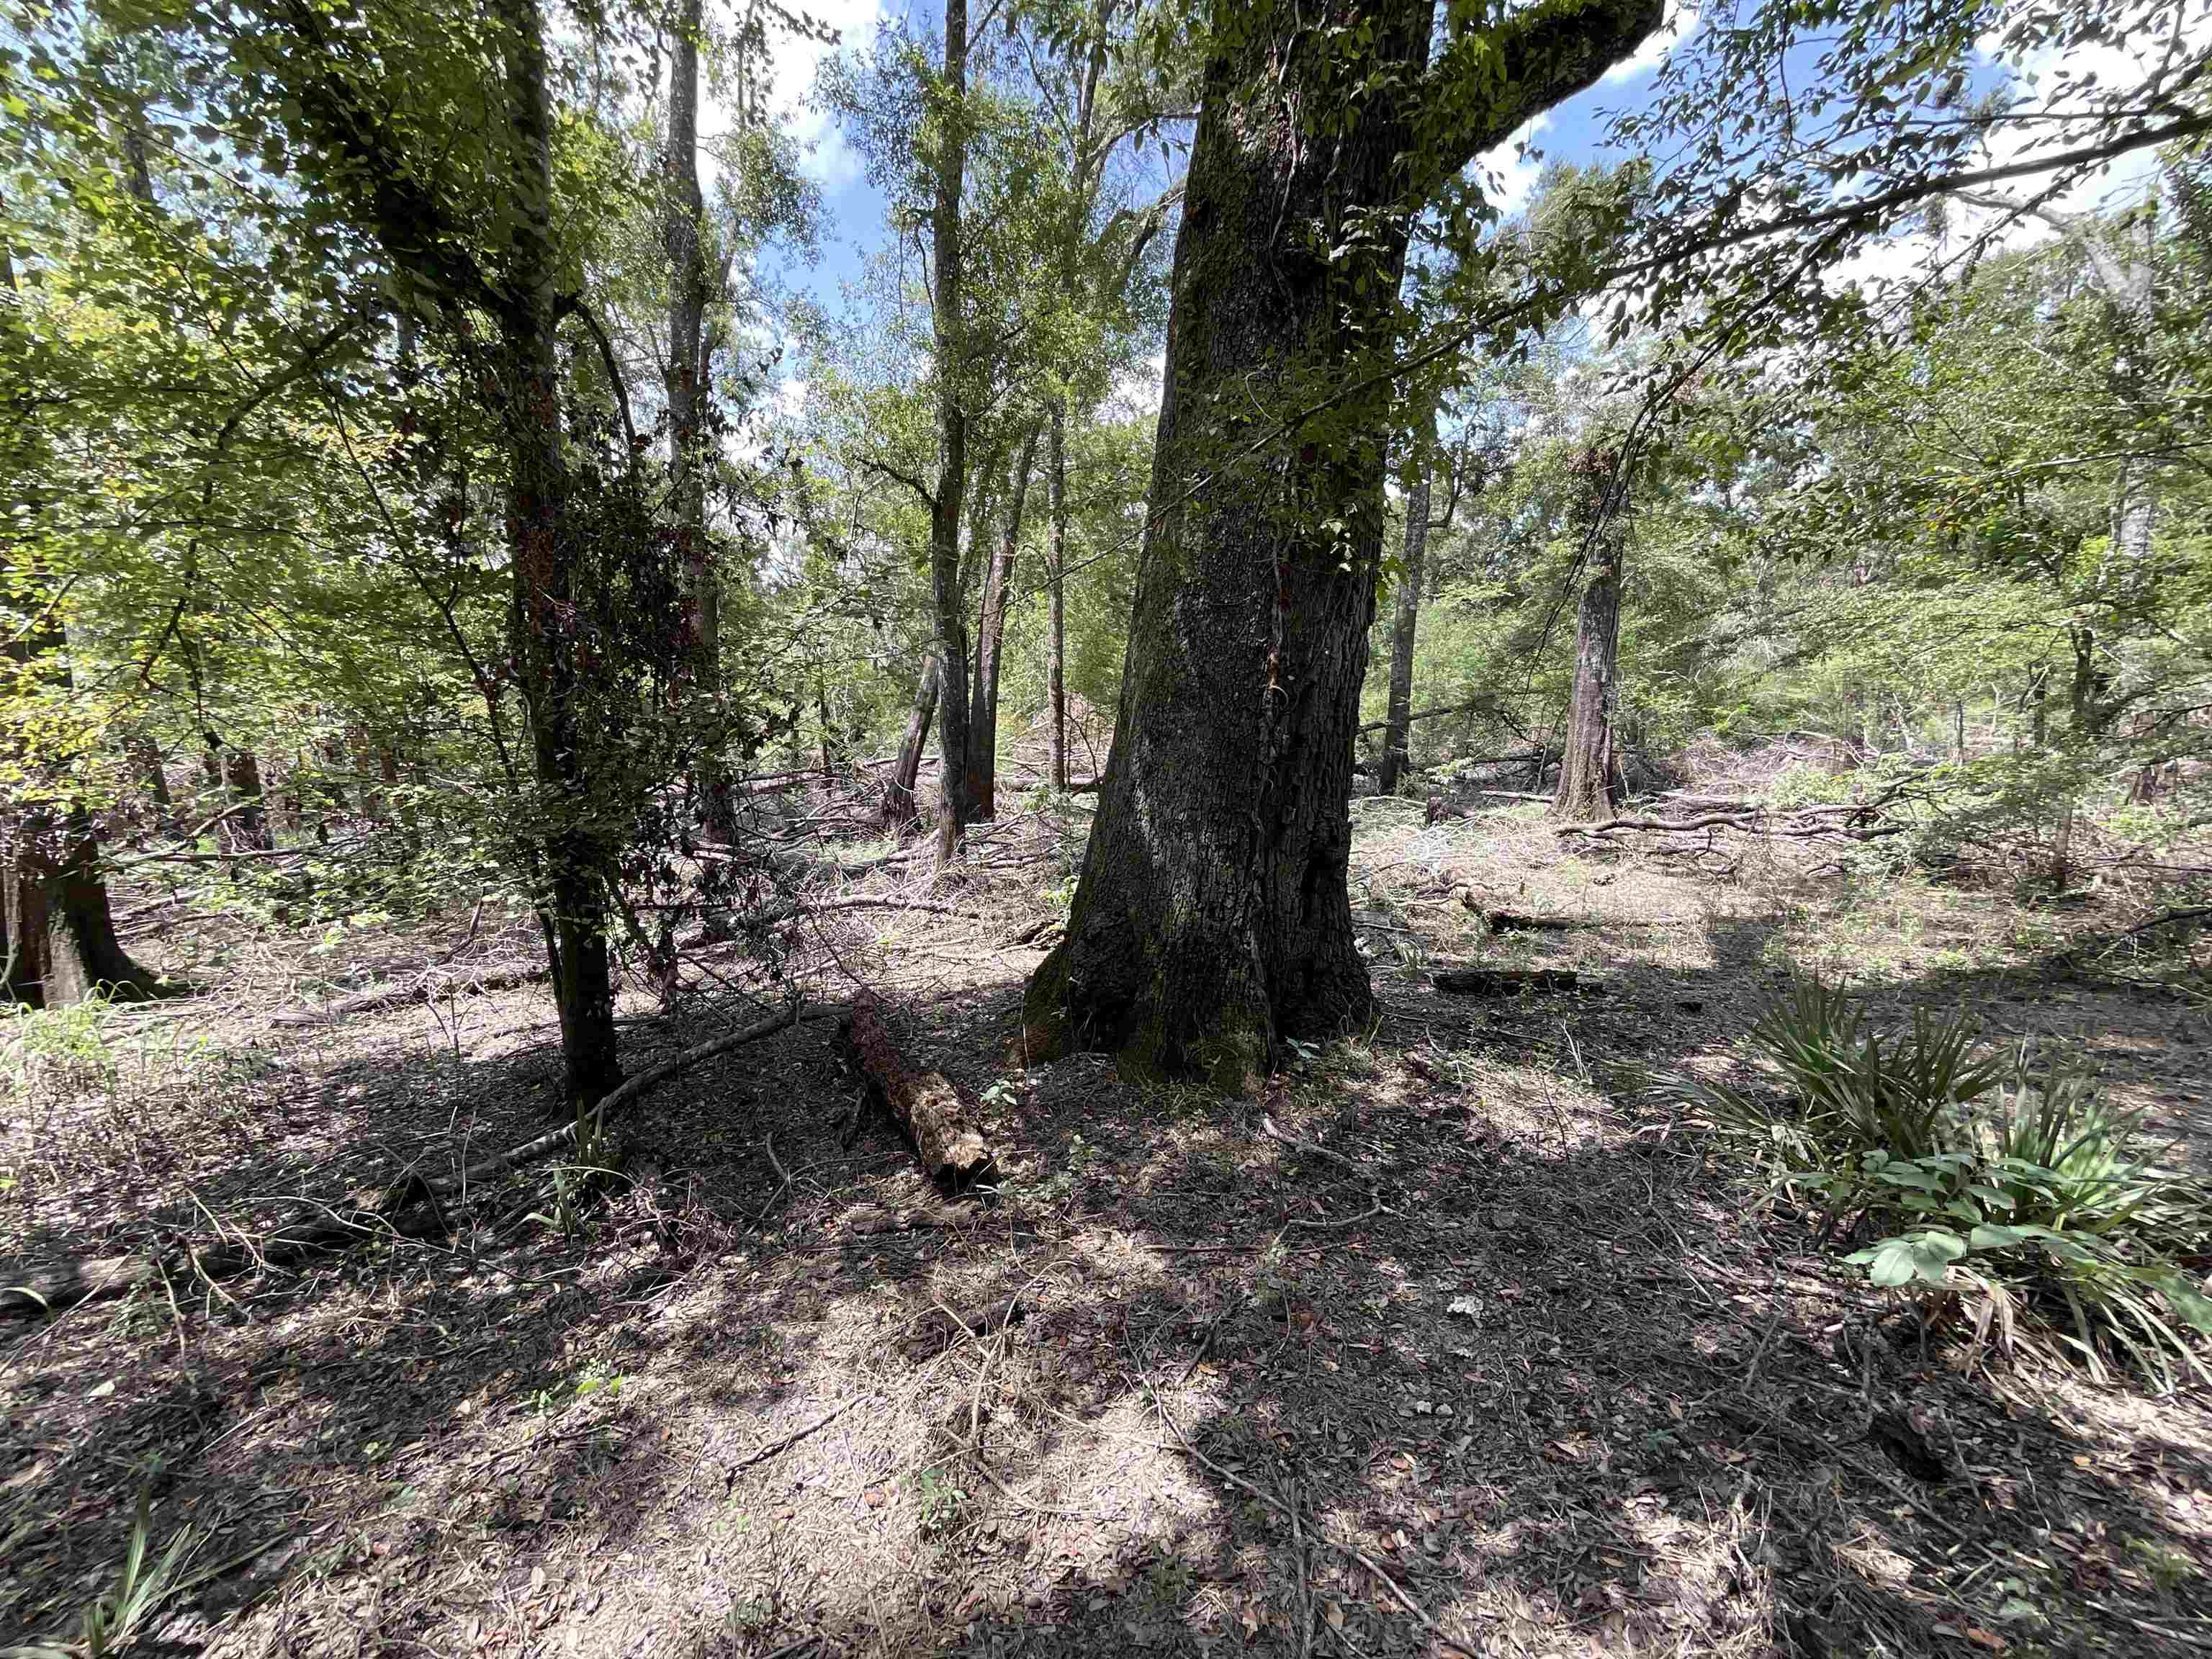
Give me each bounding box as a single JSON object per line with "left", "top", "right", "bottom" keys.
{"left": 5, "top": 868, "right": 2211, "bottom": 1658}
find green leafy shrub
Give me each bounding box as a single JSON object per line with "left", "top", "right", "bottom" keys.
{"left": 1681, "top": 978, "right": 2212, "bottom": 1388}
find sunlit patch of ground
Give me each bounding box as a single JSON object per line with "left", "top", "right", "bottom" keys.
{"left": 4, "top": 786, "right": 2211, "bottom": 1656}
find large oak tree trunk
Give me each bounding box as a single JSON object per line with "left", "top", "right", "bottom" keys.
{"left": 1047, "top": 399, "right": 1069, "bottom": 791}
{"left": 967, "top": 426, "right": 1038, "bottom": 820}
{"left": 2, "top": 814, "right": 153, "bottom": 1009}
{"left": 1023, "top": 0, "right": 1657, "bottom": 1088}
{"left": 1020, "top": 4, "right": 1433, "bottom": 1089}
{"left": 1555, "top": 448, "right": 1626, "bottom": 823}
{"left": 1376, "top": 469, "right": 1431, "bottom": 796}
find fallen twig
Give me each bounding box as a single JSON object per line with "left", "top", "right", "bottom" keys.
{"left": 724, "top": 1395, "right": 871, "bottom": 1475}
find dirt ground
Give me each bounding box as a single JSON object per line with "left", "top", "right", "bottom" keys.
{"left": 5, "top": 783, "right": 2212, "bottom": 1658}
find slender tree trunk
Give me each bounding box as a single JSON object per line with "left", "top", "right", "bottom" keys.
{"left": 968, "top": 425, "right": 1039, "bottom": 820}
{"left": 1554, "top": 449, "right": 1627, "bottom": 823}
{"left": 2050, "top": 624, "right": 2104, "bottom": 891}
{"left": 928, "top": 0, "right": 974, "bottom": 873}
{"left": 1377, "top": 468, "right": 1431, "bottom": 796}
{"left": 497, "top": 0, "right": 618, "bottom": 1105}
{"left": 883, "top": 657, "right": 940, "bottom": 831}
{"left": 664, "top": 0, "right": 738, "bottom": 848}
{"left": 1047, "top": 398, "right": 1069, "bottom": 791}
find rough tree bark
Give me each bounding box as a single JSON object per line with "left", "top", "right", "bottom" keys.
{"left": 1047, "top": 398, "right": 1069, "bottom": 791}
{"left": 882, "top": 657, "right": 940, "bottom": 831}
{"left": 497, "top": 0, "right": 619, "bottom": 1104}
{"left": 967, "top": 424, "right": 1038, "bottom": 820}
{"left": 927, "top": 0, "right": 974, "bottom": 873}
{"left": 664, "top": 0, "right": 739, "bottom": 848}
{"left": 1023, "top": 0, "right": 1658, "bottom": 1087}
{"left": 1377, "top": 468, "right": 1431, "bottom": 796}
{"left": 1554, "top": 446, "right": 1627, "bottom": 824}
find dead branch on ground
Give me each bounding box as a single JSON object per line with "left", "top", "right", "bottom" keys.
{"left": 840, "top": 1000, "right": 994, "bottom": 1185}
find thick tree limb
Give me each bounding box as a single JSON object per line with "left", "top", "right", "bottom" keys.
{"left": 840, "top": 1001, "right": 993, "bottom": 1185}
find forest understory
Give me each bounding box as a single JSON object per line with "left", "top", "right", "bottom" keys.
{"left": 6, "top": 752, "right": 2211, "bottom": 1659}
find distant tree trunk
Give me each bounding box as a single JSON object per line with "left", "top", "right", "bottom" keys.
{"left": 1377, "top": 468, "right": 1431, "bottom": 796}
{"left": 1047, "top": 398, "right": 1069, "bottom": 792}
{"left": 883, "top": 657, "right": 940, "bottom": 831}
{"left": 123, "top": 731, "right": 173, "bottom": 837}
{"left": 968, "top": 424, "right": 1039, "bottom": 820}
{"left": 664, "top": 0, "right": 738, "bottom": 848}
{"left": 1555, "top": 448, "right": 1627, "bottom": 824}
{"left": 223, "top": 745, "right": 274, "bottom": 853}
{"left": 2051, "top": 624, "right": 2105, "bottom": 891}
{"left": 1954, "top": 700, "right": 1966, "bottom": 765}
{"left": 1023, "top": 0, "right": 1660, "bottom": 1088}
{"left": 926, "top": 0, "right": 975, "bottom": 874}
{"left": 817, "top": 675, "right": 842, "bottom": 781}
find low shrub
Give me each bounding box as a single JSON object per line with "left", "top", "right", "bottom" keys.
{"left": 1681, "top": 978, "right": 2212, "bottom": 1389}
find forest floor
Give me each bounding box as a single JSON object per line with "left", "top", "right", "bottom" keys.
{"left": 5, "top": 775, "right": 2212, "bottom": 1658}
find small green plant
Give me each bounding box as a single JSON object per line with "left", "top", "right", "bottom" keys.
{"left": 1687, "top": 978, "right": 2003, "bottom": 1172}
{"left": 1681, "top": 978, "right": 2212, "bottom": 1388}
{"left": 4, "top": 1490, "right": 207, "bottom": 1659}
{"left": 3, "top": 992, "right": 122, "bottom": 1098}
{"left": 529, "top": 1097, "right": 621, "bottom": 1238}
{"left": 910, "top": 1465, "right": 966, "bottom": 1537}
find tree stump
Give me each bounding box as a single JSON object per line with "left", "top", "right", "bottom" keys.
{"left": 841, "top": 1002, "right": 994, "bottom": 1186}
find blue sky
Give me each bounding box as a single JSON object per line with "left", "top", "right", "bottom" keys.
{"left": 757, "top": 2, "right": 1697, "bottom": 320}
{"left": 750, "top": 0, "right": 2196, "bottom": 384}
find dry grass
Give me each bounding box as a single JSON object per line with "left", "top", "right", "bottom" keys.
{"left": 4, "top": 784, "right": 2211, "bottom": 1658}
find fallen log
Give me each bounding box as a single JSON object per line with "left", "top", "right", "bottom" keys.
{"left": 2, "top": 1001, "right": 836, "bottom": 1319}
{"left": 1432, "top": 967, "right": 1593, "bottom": 996}
{"left": 271, "top": 962, "right": 548, "bottom": 1027}
{"left": 840, "top": 1001, "right": 994, "bottom": 1187}
{"left": 1460, "top": 894, "right": 1578, "bottom": 933}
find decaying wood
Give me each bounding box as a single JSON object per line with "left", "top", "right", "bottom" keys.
{"left": 840, "top": 1000, "right": 994, "bottom": 1185}
{"left": 1432, "top": 966, "right": 1593, "bottom": 996}
{"left": 3, "top": 1001, "right": 835, "bottom": 1318}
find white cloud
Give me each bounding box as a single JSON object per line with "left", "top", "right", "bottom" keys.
{"left": 1825, "top": 6, "right": 2212, "bottom": 298}
{"left": 1474, "top": 112, "right": 1552, "bottom": 218}
{"left": 1601, "top": 2, "right": 1699, "bottom": 86}
{"left": 1109, "top": 351, "right": 1166, "bottom": 420}
{"left": 699, "top": 0, "right": 882, "bottom": 194}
